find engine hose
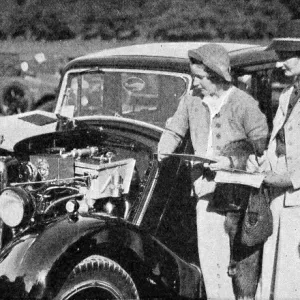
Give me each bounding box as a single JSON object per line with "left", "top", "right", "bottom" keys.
{"left": 43, "top": 186, "right": 80, "bottom": 195}
{"left": 44, "top": 193, "right": 84, "bottom": 215}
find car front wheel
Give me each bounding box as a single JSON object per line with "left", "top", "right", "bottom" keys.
{"left": 54, "top": 255, "right": 140, "bottom": 300}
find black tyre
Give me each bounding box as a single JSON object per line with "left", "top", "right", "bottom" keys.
{"left": 54, "top": 255, "right": 140, "bottom": 300}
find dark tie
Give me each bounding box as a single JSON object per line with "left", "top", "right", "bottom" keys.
{"left": 276, "top": 82, "right": 300, "bottom": 156}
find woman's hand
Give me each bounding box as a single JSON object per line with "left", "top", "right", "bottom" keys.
{"left": 263, "top": 171, "right": 293, "bottom": 188}
{"left": 204, "top": 155, "right": 232, "bottom": 170}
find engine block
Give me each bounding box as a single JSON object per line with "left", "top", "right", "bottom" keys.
{"left": 75, "top": 158, "right": 136, "bottom": 199}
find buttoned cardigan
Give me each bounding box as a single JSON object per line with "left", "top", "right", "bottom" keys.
{"left": 158, "top": 86, "right": 268, "bottom": 159}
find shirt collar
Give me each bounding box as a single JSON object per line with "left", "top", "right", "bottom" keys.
{"left": 202, "top": 86, "right": 233, "bottom": 117}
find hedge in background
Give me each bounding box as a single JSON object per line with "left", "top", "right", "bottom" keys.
{"left": 0, "top": 0, "right": 295, "bottom": 41}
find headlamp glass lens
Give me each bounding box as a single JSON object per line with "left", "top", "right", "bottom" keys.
{"left": 0, "top": 190, "right": 24, "bottom": 227}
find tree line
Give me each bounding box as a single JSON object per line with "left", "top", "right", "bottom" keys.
{"left": 0, "top": 0, "right": 299, "bottom": 42}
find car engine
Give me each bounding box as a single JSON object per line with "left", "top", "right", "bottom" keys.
{"left": 0, "top": 126, "right": 155, "bottom": 242}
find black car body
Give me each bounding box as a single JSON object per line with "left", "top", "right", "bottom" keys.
{"left": 0, "top": 42, "right": 285, "bottom": 299}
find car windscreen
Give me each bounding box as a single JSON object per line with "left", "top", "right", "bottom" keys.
{"left": 57, "top": 68, "right": 189, "bottom": 126}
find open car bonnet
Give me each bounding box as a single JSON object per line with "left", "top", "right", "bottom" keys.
{"left": 0, "top": 110, "right": 163, "bottom": 152}
{"left": 0, "top": 111, "right": 58, "bottom": 152}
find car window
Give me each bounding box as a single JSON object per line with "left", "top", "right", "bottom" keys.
{"left": 57, "top": 69, "right": 189, "bottom": 126}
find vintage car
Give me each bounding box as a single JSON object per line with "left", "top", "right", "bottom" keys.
{"left": 53, "top": 42, "right": 288, "bottom": 129}
{"left": 0, "top": 42, "right": 285, "bottom": 300}
{"left": 0, "top": 52, "right": 62, "bottom": 116}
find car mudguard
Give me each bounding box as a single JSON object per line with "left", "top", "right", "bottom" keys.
{"left": 0, "top": 213, "right": 201, "bottom": 299}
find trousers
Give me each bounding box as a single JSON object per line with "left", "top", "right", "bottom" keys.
{"left": 197, "top": 193, "right": 262, "bottom": 300}
{"left": 197, "top": 197, "right": 235, "bottom": 300}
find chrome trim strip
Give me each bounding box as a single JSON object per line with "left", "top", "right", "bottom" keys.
{"left": 135, "top": 168, "right": 159, "bottom": 226}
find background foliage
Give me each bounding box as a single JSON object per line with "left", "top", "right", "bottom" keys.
{"left": 0, "top": 0, "right": 297, "bottom": 43}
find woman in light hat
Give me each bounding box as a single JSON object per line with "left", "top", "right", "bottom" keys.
{"left": 158, "top": 43, "right": 268, "bottom": 299}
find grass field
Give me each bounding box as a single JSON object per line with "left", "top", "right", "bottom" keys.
{"left": 1, "top": 38, "right": 149, "bottom": 60}
{"left": 1, "top": 38, "right": 268, "bottom": 61}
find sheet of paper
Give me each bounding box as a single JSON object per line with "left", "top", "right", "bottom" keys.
{"left": 214, "top": 169, "right": 265, "bottom": 188}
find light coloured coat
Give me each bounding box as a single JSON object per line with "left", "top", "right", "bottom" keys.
{"left": 266, "top": 85, "right": 300, "bottom": 206}
{"left": 255, "top": 84, "right": 300, "bottom": 300}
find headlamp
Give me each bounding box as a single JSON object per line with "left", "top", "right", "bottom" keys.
{"left": 0, "top": 187, "right": 33, "bottom": 228}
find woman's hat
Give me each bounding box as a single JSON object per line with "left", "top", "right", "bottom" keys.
{"left": 267, "top": 19, "right": 300, "bottom": 53}
{"left": 188, "top": 43, "right": 232, "bottom": 82}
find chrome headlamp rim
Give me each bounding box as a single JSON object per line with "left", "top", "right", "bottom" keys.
{"left": 0, "top": 187, "right": 34, "bottom": 228}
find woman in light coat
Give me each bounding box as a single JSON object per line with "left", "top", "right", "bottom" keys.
{"left": 248, "top": 19, "right": 300, "bottom": 300}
